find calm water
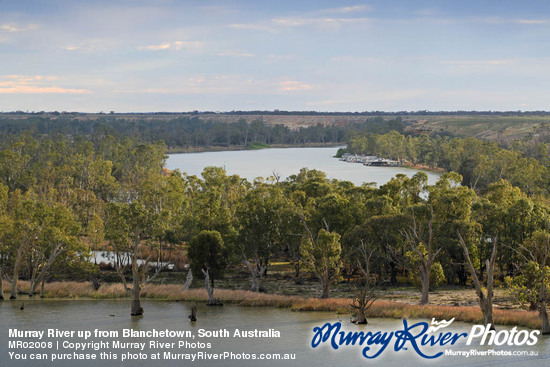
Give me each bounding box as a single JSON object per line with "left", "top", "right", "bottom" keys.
{"left": 1, "top": 299, "right": 548, "bottom": 367}
{"left": 166, "top": 147, "right": 441, "bottom": 186}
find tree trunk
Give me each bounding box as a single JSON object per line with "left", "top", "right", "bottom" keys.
{"left": 480, "top": 294, "right": 495, "bottom": 330}
{"left": 40, "top": 278, "right": 46, "bottom": 298}
{"left": 539, "top": 274, "right": 550, "bottom": 334}
{"left": 251, "top": 274, "right": 260, "bottom": 292}
{"left": 420, "top": 267, "right": 430, "bottom": 305}
{"left": 0, "top": 271, "right": 4, "bottom": 300}
{"left": 202, "top": 269, "right": 215, "bottom": 305}
{"left": 321, "top": 274, "right": 330, "bottom": 299}
{"left": 183, "top": 269, "right": 193, "bottom": 291}
{"left": 30, "top": 243, "right": 65, "bottom": 295}
{"left": 244, "top": 260, "right": 267, "bottom": 292}
{"left": 354, "top": 309, "right": 367, "bottom": 324}
{"left": 10, "top": 244, "right": 25, "bottom": 299}
{"left": 539, "top": 302, "right": 550, "bottom": 335}
{"left": 390, "top": 262, "right": 397, "bottom": 286}
{"left": 293, "top": 261, "right": 300, "bottom": 278}
{"left": 130, "top": 235, "right": 143, "bottom": 316}
{"left": 458, "top": 232, "right": 497, "bottom": 330}
{"left": 188, "top": 305, "right": 197, "bottom": 322}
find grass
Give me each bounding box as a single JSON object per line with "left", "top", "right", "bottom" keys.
{"left": 246, "top": 142, "right": 270, "bottom": 150}
{"left": 2, "top": 281, "right": 542, "bottom": 330}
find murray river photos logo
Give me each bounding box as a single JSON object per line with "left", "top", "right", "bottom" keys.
{"left": 311, "top": 318, "right": 540, "bottom": 359}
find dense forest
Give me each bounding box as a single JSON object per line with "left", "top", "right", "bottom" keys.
{"left": 0, "top": 118, "right": 549, "bottom": 331}
{"left": 0, "top": 115, "right": 406, "bottom": 149}
{"left": 345, "top": 131, "right": 550, "bottom": 195}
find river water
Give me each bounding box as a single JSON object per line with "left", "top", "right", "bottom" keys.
{"left": 166, "top": 147, "right": 441, "bottom": 186}
{"left": 1, "top": 299, "right": 548, "bottom": 367}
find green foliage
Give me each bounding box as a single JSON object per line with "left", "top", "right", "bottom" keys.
{"left": 505, "top": 261, "right": 550, "bottom": 310}
{"left": 407, "top": 260, "right": 447, "bottom": 290}
{"left": 300, "top": 229, "right": 342, "bottom": 283}
{"left": 246, "top": 142, "right": 270, "bottom": 150}
{"left": 187, "top": 230, "right": 228, "bottom": 282}
{"left": 347, "top": 131, "right": 548, "bottom": 193}
{"left": 334, "top": 148, "right": 347, "bottom": 158}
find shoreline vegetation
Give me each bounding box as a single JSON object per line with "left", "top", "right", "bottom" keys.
{"left": 1, "top": 281, "right": 541, "bottom": 330}
{"left": 165, "top": 142, "right": 343, "bottom": 154}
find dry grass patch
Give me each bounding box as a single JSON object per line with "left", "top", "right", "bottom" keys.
{"left": 1, "top": 282, "right": 541, "bottom": 330}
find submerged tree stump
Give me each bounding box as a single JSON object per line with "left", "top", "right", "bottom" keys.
{"left": 188, "top": 305, "right": 197, "bottom": 322}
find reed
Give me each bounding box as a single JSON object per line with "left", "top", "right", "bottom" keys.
{"left": 1, "top": 281, "right": 541, "bottom": 329}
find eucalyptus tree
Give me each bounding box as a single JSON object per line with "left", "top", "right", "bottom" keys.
{"left": 190, "top": 167, "right": 250, "bottom": 243}
{"left": 103, "top": 141, "right": 169, "bottom": 316}
{"left": 363, "top": 214, "right": 410, "bottom": 285}
{"left": 186, "top": 230, "right": 227, "bottom": 304}
{"left": 458, "top": 232, "right": 498, "bottom": 329}
{"left": 342, "top": 225, "right": 380, "bottom": 324}
{"left": 506, "top": 229, "right": 550, "bottom": 334}
{"left": 400, "top": 204, "right": 438, "bottom": 305}
{"left": 300, "top": 229, "right": 342, "bottom": 299}
{"left": 25, "top": 202, "right": 82, "bottom": 296}
{"left": 236, "top": 183, "right": 287, "bottom": 291}
{"left": 428, "top": 172, "right": 477, "bottom": 285}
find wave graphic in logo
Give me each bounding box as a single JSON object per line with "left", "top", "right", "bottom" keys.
{"left": 427, "top": 318, "right": 455, "bottom": 333}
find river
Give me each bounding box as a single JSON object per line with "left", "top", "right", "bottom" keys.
{"left": 1, "top": 300, "right": 548, "bottom": 366}
{"left": 166, "top": 147, "right": 441, "bottom": 186}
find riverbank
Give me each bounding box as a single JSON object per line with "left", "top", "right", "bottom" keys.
{"left": 1, "top": 282, "right": 541, "bottom": 330}
{"left": 165, "top": 142, "right": 343, "bottom": 154}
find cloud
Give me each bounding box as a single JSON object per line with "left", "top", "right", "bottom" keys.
{"left": 440, "top": 59, "right": 518, "bottom": 74}
{"left": 217, "top": 50, "right": 255, "bottom": 57}
{"left": 138, "top": 41, "right": 203, "bottom": 52}
{"left": 229, "top": 23, "right": 277, "bottom": 33}
{"left": 231, "top": 16, "right": 370, "bottom": 32}
{"left": 279, "top": 81, "right": 313, "bottom": 92}
{"left": 0, "top": 23, "right": 38, "bottom": 33}
{"left": 0, "top": 75, "right": 91, "bottom": 94}
{"left": 113, "top": 75, "right": 314, "bottom": 96}
{"left": 64, "top": 39, "right": 116, "bottom": 52}
{"left": 515, "top": 19, "right": 550, "bottom": 25}
{"left": 468, "top": 16, "right": 550, "bottom": 25}
{"left": 319, "top": 5, "right": 372, "bottom": 14}
{"left": 272, "top": 16, "right": 370, "bottom": 29}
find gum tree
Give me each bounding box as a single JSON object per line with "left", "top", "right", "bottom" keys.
{"left": 301, "top": 229, "right": 342, "bottom": 299}
{"left": 186, "top": 230, "right": 227, "bottom": 305}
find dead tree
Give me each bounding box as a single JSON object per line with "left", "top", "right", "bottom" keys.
{"left": 202, "top": 269, "right": 222, "bottom": 306}
{"left": 350, "top": 239, "right": 380, "bottom": 324}
{"left": 115, "top": 232, "right": 162, "bottom": 316}
{"left": 182, "top": 269, "right": 193, "bottom": 291}
{"left": 458, "top": 232, "right": 497, "bottom": 330}
{"left": 188, "top": 304, "right": 197, "bottom": 322}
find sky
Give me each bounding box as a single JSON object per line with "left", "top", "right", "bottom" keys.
{"left": 1, "top": 0, "right": 550, "bottom": 112}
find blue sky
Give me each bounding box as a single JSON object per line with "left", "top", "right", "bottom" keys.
{"left": 1, "top": 0, "right": 549, "bottom": 112}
